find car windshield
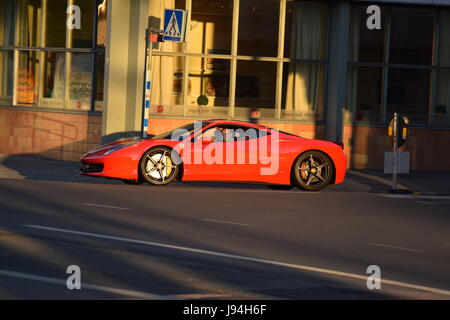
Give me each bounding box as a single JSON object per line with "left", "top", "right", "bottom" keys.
{"left": 152, "top": 121, "right": 211, "bottom": 140}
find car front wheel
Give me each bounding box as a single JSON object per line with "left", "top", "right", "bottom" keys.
{"left": 139, "top": 147, "right": 180, "bottom": 186}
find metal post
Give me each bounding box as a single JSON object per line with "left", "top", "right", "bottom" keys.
{"left": 392, "top": 112, "right": 398, "bottom": 191}
{"left": 141, "top": 29, "right": 151, "bottom": 138}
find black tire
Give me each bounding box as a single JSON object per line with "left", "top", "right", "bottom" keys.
{"left": 292, "top": 150, "right": 334, "bottom": 191}
{"left": 139, "top": 146, "right": 180, "bottom": 186}
{"left": 266, "top": 185, "right": 294, "bottom": 190}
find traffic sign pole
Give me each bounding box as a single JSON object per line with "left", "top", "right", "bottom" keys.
{"left": 392, "top": 112, "right": 398, "bottom": 191}
{"left": 141, "top": 29, "right": 152, "bottom": 139}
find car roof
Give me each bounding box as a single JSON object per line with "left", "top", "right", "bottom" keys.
{"left": 207, "top": 119, "right": 263, "bottom": 127}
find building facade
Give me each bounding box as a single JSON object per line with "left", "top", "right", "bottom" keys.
{"left": 1, "top": 0, "right": 449, "bottom": 170}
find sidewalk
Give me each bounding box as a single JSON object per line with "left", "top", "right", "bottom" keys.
{"left": 348, "top": 169, "right": 450, "bottom": 195}
{"left": 0, "top": 153, "right": 119, "bottom": 184}
{"left": 1, "top": 153, "right": 449, "bottom": 194}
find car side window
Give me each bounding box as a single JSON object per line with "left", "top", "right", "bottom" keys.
{"left": 193, "top": 126, "right": 224, "bottom": 143}
{"left": 192, "top": 125, "right": 271, "bottom": 143}
{"left": 231, "top": 126, "right": 270, "bottom": 141}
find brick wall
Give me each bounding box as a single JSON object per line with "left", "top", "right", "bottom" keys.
{"left": 344, "top": 125, "right": 450, "bottom": 170}
{"left": 0, "top": 108, "right": 102, "bottom": 161}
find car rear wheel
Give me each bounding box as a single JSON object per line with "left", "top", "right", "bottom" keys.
{"left": 139, "top": 147, "right": 180, "bottom": 186}
{"left": 292, "top": 151, "right": 334, "bottom": 191}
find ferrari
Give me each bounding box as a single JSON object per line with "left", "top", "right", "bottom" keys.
{"left": 80, "top": 119, "right": 346, "bottom": 191}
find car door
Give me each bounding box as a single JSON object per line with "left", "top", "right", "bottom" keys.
{"left": 182, "top": 125, "right": 227, "bottom": 181}
{"left": 222, "top": 125, "right": 260, "bottom": 181}
{"left": 182, "top": 125, "right": 259, "bottom": 181}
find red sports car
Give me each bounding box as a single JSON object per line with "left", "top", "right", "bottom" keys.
{"left": 80, "top": 120, "right": 346, "bottom": 191}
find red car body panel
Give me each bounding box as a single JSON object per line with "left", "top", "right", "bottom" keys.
{"left": 80, "top": 120, "right": 347, "bottom": 186}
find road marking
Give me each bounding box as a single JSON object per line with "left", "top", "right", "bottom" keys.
{"left": 414, "top": 200, "right": 435, "bottom": 205}
{"left": 201, "top": 218, "right": 252, "bottom": 227}
{"left": 22, "top": 224, "right": 450, "bottom": 297}
{"left": 370, "top": 242, "right": 424, "bottom": 253}
{"left": 377, "top": 194, "right": 450, "bottom": 200}
{"left": 83, "top": 203, "right": 129, "bottom": 211}
{"left": 414, "top": 200, "right": 450, "bottom": 206}
{"left": 0, "top": 269, "right": 228, "bottom": 300}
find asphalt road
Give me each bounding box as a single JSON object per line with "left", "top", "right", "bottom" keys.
{"left": 0, "top": 178, "right": 449, "bottom": 299}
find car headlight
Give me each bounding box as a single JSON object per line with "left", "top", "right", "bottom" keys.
{"left": 104, "top": 140, "right": 141, "bottom": 155}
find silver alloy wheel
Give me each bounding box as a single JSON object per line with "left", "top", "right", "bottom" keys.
{"left": 140, "top": 148, "right": 179, "bottom": 185}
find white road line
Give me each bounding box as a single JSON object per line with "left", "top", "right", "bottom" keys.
{"left": 377, "top": 194, "right": 450, "bottom": 200}
{"left": 0, "top": 269, "right": 228, "bottom": 300}
{"left": 415, "top": 201, "right": 450, "bottom": 206}
{"left": 83, "top": 203, "right": 129, "bottom": 211}
{"left": 414, "top": 200, "right": 435, "bottom": 205}
{"left": 370, "top": 242, "right": 424, "bottom": 253}
{"left": 22, "top": 224, "right": 450, "bottom": 297}
{"left": 201, "top": 218, "right": 252, "bottom": 227}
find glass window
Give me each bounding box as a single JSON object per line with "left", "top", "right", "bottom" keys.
{"left": 41, "top": 51, "right": 65, "bottom": 108}
{"left": 189, "top": 0, "right": 233, "bottom": 55}
{"left": 96, "top": 0, "right": 107, "bottom": 47}
{"left": 68, "top": 53, "right": 92, "bottom": 110}
{"left": 188, "top": 56, "right": 230, "bottom": 104}
{"left": 0, "top": 50, "right": 13, "bottom": 105}
{"left": 235, "top": 60, "right": 276, "bottom": 119}
{"left": 439, "top": 10, "right": 450, "bottom": 66}
{"left": 17, "top": 50, "right": 39, "bottom": 105}
{"left": 238, "top": 0, "right": 279, "bottom": 57}
{"left": 387, "top": 68, "right": 431, "bottom": 124}
{"left": 282, "top": 62, "right": 324, "bottom": 121}
{"left": 285, "top": 0, "right": 328, "bottom": 60}
{"left": 17, "top": 0, "right": 42, "bottom": 47}
{"left": 389, "top": 8, "right": 434, "bottom": 65}
{"left": 94, "top": 52, "right": 104, "bottom": 111}
{"left": 45, "top": 0, "right": 67, "bottom": 47}
{"left": 348, "top": 66, "right": 383, "bottom": 123}
{"left": 149, "top": 56, "right": 185, "bottom": 117}
{"left": 434, "top": 70, "right": 450, "bottom": 126}
{"left": 349, "top": 5, "right": 385, "bottom": 62}
{"left": 72, "top": 0, "right": 94, "bottom": 48}
{"left": 0, "top": 0, "right": 16, "bottom": 46}
{"left": 2, "top": 0, "right": 105, "bottom": 111}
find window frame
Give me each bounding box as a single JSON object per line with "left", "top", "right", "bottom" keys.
{"left": 0, "top": 0, "right": 106, "bottom": 113}
{"left": 347, "top": 3, "right": 450, "bottom": 128}
{"left": 150, "top": 0, "right": 330, "bottom": 123}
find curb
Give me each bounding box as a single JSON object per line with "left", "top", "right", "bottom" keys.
{"left": 347, "top": 169, "right": 418, "bottom": 194}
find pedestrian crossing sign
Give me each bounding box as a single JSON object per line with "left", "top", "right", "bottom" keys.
{"left": 163, "top": 9, "right": 187, "bottom": 42}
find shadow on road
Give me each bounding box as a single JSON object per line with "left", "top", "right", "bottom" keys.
{"left": 0, "top": 180, "right": 400, "bottom": 299}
